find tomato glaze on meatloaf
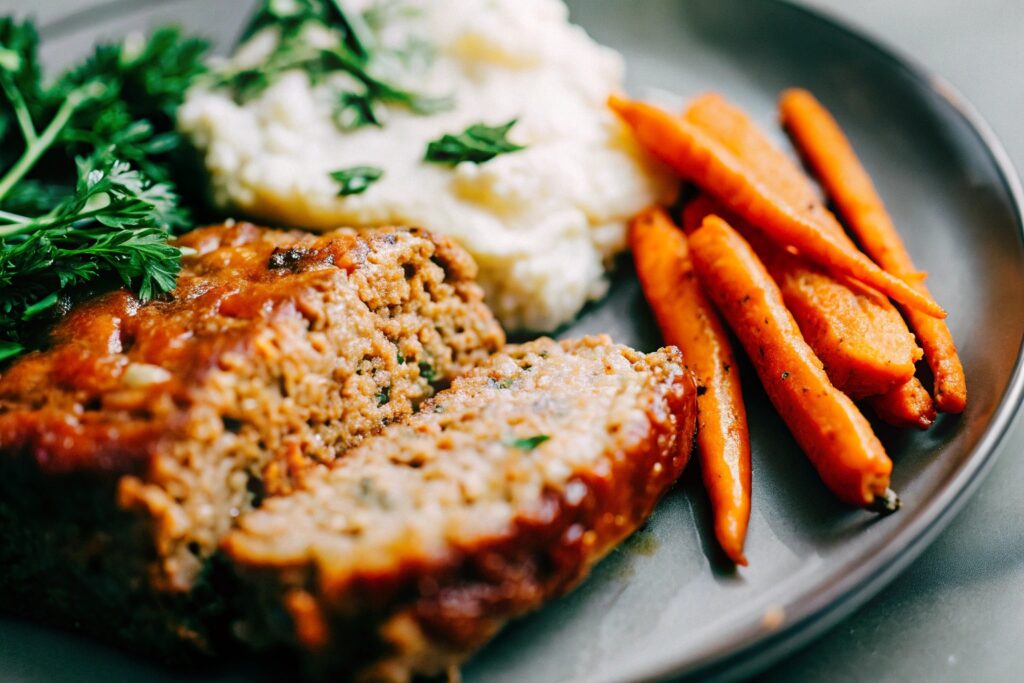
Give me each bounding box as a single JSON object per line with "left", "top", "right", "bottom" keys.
{"left": 0, "top": 223, "right": 504, "bottom": 657}
{"left": 225, "top": 336, "right": 696, "bottom": 682}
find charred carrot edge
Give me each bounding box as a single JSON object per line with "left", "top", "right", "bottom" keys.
{"left": 869, "top": 378, "right": 937, "bottom": 431}
{"left": 779, "top": 88, "right": 966, "bottom": 413}
{"left": 630, "top": 207, "right": 751, "bottom": 565}
{"left": 689, "top": 214, "right": 896, "bottom": 510}
{"left": 608, "top": 95, "right": 946, "bottom": 319}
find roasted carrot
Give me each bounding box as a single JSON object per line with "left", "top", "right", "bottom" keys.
{"left": 869, "top": 378, "right": 937, "bottom": 430}
{"left": 685, "top": 93, "right": 862, "bottom": 245}
{"left": 688, "top": 215, "right": 896, "bottom": 510}
{"left": 681, "top": 195, "right": 717, "bottom": 234}
{"left": 630, "top": 207, "right": 751, "bottom": 565}
{"left": 683, "top": 194, "right": 918, "bottom": 399}
{"left": 607, "top": 94, "right": 945, "bottom": 319}
{"left": 685, "top": 93, "right": 822, "bottom": 218}
{"left": 779, "top": 88, "right": 966, "bottom": 413}
{"left": 689, "top": 195, "right": 936, "bottom": 426}
{"left": 683, "top": 94, "right": 920, "bottom": 392}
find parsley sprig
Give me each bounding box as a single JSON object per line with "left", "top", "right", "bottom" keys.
{"left": 211, "top": 0, "right": 449, "bottom": 130}
{"left": 0, "top": 17, "right": 209, "bottom": 361}
{"left": 504, "top": 434, "right": 550, "bottom": 451}
{"left": 331, "top": 165, "right": 383, "bottom": 196}
{"left": 425, "top": 120, "right": 525, "bottom": 166}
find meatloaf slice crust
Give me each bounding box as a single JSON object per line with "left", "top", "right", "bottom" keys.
{"left": 225, "top": 336, "right": 696, "bottom": 681}
{"left": 0, "top": 223, "right": 504, "bottom": 657}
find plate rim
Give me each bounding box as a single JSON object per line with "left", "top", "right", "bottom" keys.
{"left": 631, "top": 1, "right": 1024, "bottom": 681}
{"left": 14, "top": 1, "right": 1024, "bottom": 681}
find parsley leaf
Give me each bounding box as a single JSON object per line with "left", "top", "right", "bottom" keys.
{"left": 505, "top": 434, "right": 550, "bottom": 451}
{"left": 0, "top": 155, "right": 184, "bottom": 343}
{"left": 213, "top": 0, "right": 449, "bottom": 130}
{"left": 48, "top": 27, "right": 209, "bottom": 204}
{"left": 330, "top": 165, "right": 383, "bottom": 196}
{"left": 336, "top": 90, "right": 381, "bottom": 128}
{"left": 425, "top": 120, "right": 525, "bottom": 166}
{"left": 0, "top": 20, "right": 208, "bottom": 360}
{"left": 418, "top": 361, "right": 437, "bottom": 383}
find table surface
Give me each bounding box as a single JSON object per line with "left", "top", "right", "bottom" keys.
{"left": 6, "top": 1, "right": 1024, "bottom": 682}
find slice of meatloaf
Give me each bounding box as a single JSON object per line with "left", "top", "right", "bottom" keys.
{"left": 225, "top": 336, "right": 696, "bottom": 682}
{"left": 0, "top": 223, "right": 504, "bottom": 657}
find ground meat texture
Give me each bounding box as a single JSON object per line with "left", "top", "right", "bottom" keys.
{"left": 225, "top": 336, "right": 696, "bottom": 682}
{"left": 0, "top": 223, "right": 504, "bottom": 658}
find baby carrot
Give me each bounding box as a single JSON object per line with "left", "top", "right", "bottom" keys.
{"left": 684, "top": 93, "right": 860, "bottom": 245}
{"left": 608, "top": 95, "right": 945, "bottom": 319}
{"left": 685, "top": 93, "right": 819, "bottom": 216}
{"left": 689, "top": 214, "right": 896, "bottom": 510}
{"left": 869, "top": 378, "right": 937, "bottom": 431}
{"left": 680, "top": 94, "right": 922, "bottom": 397}
{"left": 683, "top": 194, "right": 918, "bottom": 398}
{"left": 686, "top": 193, "right": 933, "bottom": 426}
{"left": 779, "top": 88, "right": 966, "bottom": 413}
{"left": 630, "top": 207, "right": 751, "bottom": 565}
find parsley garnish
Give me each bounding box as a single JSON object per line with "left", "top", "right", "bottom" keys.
{"left": 425, "top": 120, "right": 525, "bottom": 166}
{"left": 211, "top": 0, "right": 450, "bottom": 130}
{"left": 505, "top": 434, "right": 550, "bottom": 451}
{"left": 330, "top": 165, "right": 383, "bottom": 196}
{"left": 0, "top": 157, "right": 187, "bottom": 358}
{"left": 52, "top": 26, "right": 210, "bottom": 191}
{"left": 418, "top": 361, "right": 437, "bottom": 383}
{"left": 0, "top": 18, "right": 209, "bottom": 360}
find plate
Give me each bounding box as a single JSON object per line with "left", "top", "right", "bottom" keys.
{"left": 3, "top": 1, "right": 1023, "bottom": 681}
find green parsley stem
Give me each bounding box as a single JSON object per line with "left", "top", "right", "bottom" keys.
{"left": 0, "top": 211, "right": 49, "bottom": 237}
{"left": 0, "top": 208, "right": 30, "bottom": 225}
{"left": 21, "top": 292, "right": 59, "bottom": 320}
{"left": 0, "top": 205, "right": 117, "bottom": 238}
{"left": 0, "top": 340, "right": 25, "bottom": 363}
{"left": 0, "top": 75, "right": 38, "bottom": 145}
{"left": 0, "top": 86, "right": 91, "bottom": 203}
{"left": 0, "top": 200, "right": 116, "bottom": 237}
{"left": 330, "top": 0, "right": 376, "bottom": 58}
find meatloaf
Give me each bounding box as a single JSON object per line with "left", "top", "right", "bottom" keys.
{"left": 0, "top": 223, "right": 504, "bottom": 657}
{"left": 225, "top": 336, "right": 697, "bottom": 681}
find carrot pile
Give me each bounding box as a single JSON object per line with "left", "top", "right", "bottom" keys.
{"left": 614, "top": 89, "right": 965, "bottom": 564}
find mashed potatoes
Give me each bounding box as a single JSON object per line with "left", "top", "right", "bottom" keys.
{"left": 179, "top": 0, "right": 672, "bottom": 331}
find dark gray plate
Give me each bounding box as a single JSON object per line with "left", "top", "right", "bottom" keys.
{"left": 3, "top": 1, "right": 1022, "bottom": 681}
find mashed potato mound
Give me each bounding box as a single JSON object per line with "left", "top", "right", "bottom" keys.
{"left": 179, "top": 0, "right": 672, "bottom": 331}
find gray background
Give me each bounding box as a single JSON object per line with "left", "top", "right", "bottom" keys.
{"left": 5, "top": 1, "right": 1023, "bottom": 681}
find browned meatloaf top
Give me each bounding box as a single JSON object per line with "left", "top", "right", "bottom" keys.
{"left": 0, "top": 223, "right": 504, "bottom": 592}
{"left": 0, "top": 223, "right": 502, "bottom": 477}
